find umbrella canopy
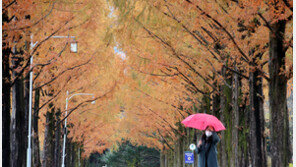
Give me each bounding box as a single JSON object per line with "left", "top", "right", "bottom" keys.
{"left": 181, "top": 113, "right": 226, "bottom": 131}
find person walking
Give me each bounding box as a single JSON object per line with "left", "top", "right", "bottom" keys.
{"left": 195, "top": 126, "right": 220, "bottom": 167}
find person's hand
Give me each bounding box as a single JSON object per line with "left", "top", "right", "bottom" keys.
{"left": 198, "top": 140, "right": 202, "bottom": 146}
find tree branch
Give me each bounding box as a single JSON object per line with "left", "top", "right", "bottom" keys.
{"left": 157, "top": 129, "right": 174, "bottom": 151}
{"left": 9, "top": 18, "right": 73, "bottom": 87}
{"left": 185, "top": 0, "right": 250, "bottom": 63}
{"left": 57, "top": 81, "right": 117, "bottom": 125}
{"left": 135, "top": 87, "right": 186, "bottom": 119}
{"left": 135, "top": 19, "right": 218, "bottom": 93}
{"left": 3, "top": 2, "right": 56, "bottom": 31}
{"left": 33, "top": 51, "right": 95, "bottom": 90}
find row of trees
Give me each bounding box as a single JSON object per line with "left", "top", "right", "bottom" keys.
{"left": 2, "top": 0, "right": 293, "bottom": 167}
{"left": 3, "top": 0, "right": 122, "bottom": 166}
{"left": 107, "top": 0, "right": 293, "bottom": 167}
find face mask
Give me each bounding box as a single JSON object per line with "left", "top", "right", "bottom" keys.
{"left": 205, "top": 130, "right": 212, "bottom": 137}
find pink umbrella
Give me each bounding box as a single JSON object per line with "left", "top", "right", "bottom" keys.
{"left": 181, "top": 113, "right": 226, "bottom": 131}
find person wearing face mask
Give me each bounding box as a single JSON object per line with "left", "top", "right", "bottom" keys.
{"left": 195, "top": 126, "right": 220, "bottom": 167}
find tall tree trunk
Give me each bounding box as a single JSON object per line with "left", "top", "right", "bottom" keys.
{"left": 179, "top": 137, "right": 184, "bottom": 167}
{"left": 43, "top": 107, "right": 55, "bottom": 167}
{"left": 219, "top": 67, "right": 230, "bottom": 167}
{"left": 11, "top": 33, "right": 30, "bottom": 167}
{"left": 66, "top": 137, "right": 72, "bottom": 167}
{"left": 160, "top": 143, "right": 166, "bottom": 167}
{"left": 284, "top": 105, "right": 292, "bottom": 163}
{"left": 249, "top": 68, "right": 267, "bottom": 167}
{"left": 160, "top": 151, "right": 165, "bottom": 167}
{"left": 33, "top": 87, "right": 41, "bottom": 167}
{"left": 238, "top": 102, "right": 249, "bottom": 167}
{"left": 247, "top": 47, "right": 267, "bottom": 167}
{"left": 2, "top": 10, "right": 11, "bottom": 165}
{"left": 164, "top": 152, "right": 168, "bottom": 167}
{"left": 182, "top": 137, "right": 185, "bottom": 167}
{"left": 11, "top": 55, "right": 27, "bottom": 167}
{"left": 219, "top": 89, "right": 226, "bottom": 167}
{"left": 246, "top": 103, "right": 251, "bottom": 167}
{"left": 2, "top": 54, "right": 11, "bottom": 166}
{"left": 11, "top": 50, "right": 18, "bottom": 167}
{"left": 72, "top": 143, "right": 76, "bottom": 167}
{"left": 54, "top": 110, "right": 61, "bottom": 167}
{"left": 269, "top": 20, "right": 291, "bottom": 167}
{"left": 173, "top": 141, "right": 177, "bottom": 167}
{"left": 231, "top": 66, "right": 239, "bottom": 167}
{"left": 175, "top": 139, "right": 180, "bottom": 167}
{"left": 14, "top": 77, "right": 27, "bottom": 167}
{"left": 212, "top": 90, "right": 220, "bottom": 166}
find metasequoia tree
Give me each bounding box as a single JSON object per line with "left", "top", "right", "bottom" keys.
{"left": 3, "top": 1, "right": 38, "bottom": 166}
{"left": 106, "top": 0, "right": 292, "bottom": 166}
{"left": 33, "top": 0, "right": 126, "bottom": 163}
{"left": 2, "top": 0, "right": 123, "bottom": 165}
{"left": 2, "top": 0, "right": 292, "bottom": 166}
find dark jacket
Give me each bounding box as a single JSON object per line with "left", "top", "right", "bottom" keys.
{"left": 195, "top": 132, "right": 220, "bottom": 167}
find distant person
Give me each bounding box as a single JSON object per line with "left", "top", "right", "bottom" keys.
{"left": 195, "top": 126, "right": 220, "bottom": 167}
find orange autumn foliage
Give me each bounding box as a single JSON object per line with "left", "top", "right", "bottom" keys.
{"left": 3, "top": 0, "right": 292, "bottom": 159}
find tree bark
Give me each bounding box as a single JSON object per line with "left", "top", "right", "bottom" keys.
{"left": 238, "top": 102, "right": 250, "bottom": 167}
{"left": 54, "top": 110, "right": 61, "bottom": 167}
{"left": 11, "top": 51, "right": 18, "bottom": 167}
{"left": 42, "top": 107, "right": 55, "bottom": 167}
{"left": 173, "top": 141, "right": 177, "bottom": 167}
{"left": 284, "top": 105, "right": 292, "bottom": 163}
{"left": 176, "top": 139, "right": 180, "bottom": 167}
{"left": 66, "top": 137, "right": 72, "bottom": 167}
{"left": 179, "top": 137, "right": 184, "bottom": 167}
{"left": 160, "top": 143, "right": 166, "bottom": 167}
{"left": 160, "top": 151, "right": 165, "bottom": 167}
{"left": 269, "top": 20, "right": 291, "bottom": 167}
{"left": 11, "top": 55, "right": 27, "bottom": 167}
{"left": 249, "top": 68, "right": 267, "bottom": 167}
{"left": 231, "top": 65, "right": 239, "bottom": 167}
{"left": 33, "top": 88, "right": 41, "bottom": 167}
{"left": 164, "top": 152, "right": 168, "bottom": 167}
{"left": 2, "top": 10, "right": 11, "bottom": 166}
{"left": 219, "top": 94, "right": 227, "bottom": 167}
{"left": 219, "top": 67, "right": 229, "bottom": 167}
{"left": 72, "top": 143, "right": 76, "bottom": 166}
{"left": 183, "top": 135, "right": 186, "bottom": 167}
